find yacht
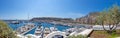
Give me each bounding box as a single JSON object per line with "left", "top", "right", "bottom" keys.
{"left": 50, "top": 24, "right": 58, "bottom": 32}
{"left": 11, "top": 21, "right": 19, "bottom": 24}
{"left": 34, "top": 26, "right": 44, "bottom": 36}
{"left": 50, "top": 27, "right": 58, "bottom": 31}
{"left": 16, "top": 23, "right": 36, "bottom": 35}
{"left": 43, "top": 27, "right": 51, "bottom": 37}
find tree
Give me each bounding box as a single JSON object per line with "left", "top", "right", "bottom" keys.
{"left": 96, "top": 4, "right": 120, "bottom": 33}
{"left": 0, "top": 20, "right": 17, "bottom": 38}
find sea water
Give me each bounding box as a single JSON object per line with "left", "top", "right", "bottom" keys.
{"left": 8, "top": 22, "right": 70, "bottom": 35}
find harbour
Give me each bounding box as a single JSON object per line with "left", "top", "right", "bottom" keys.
{"left": 4, "top": 20, "right": 94, "bottom": 38}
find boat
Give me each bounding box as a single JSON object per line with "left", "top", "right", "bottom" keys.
{"left": 43, "top": 27, "right": 51, "bottom": 37}
{"left": 16, "top": 23, "right": 36, "bottom": 35}
{"left": 11, "top": 21, "right": 19, "bottom": 24}
{"left": 34, "top": 26, "right": 44, "bottom": 36}
{"left": 50, "top": 27, "right": 58, "bottom": 32}
{"left": 50, "top": 24, "right": 58, "bottom": 32}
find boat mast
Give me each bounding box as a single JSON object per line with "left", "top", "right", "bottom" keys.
{"left": 28, "top": 12, "right": 29, "bottom": 20}
{"left": 27, "top": 12, "right": 30, "bottom": 22}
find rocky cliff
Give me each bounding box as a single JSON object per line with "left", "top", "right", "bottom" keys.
{"left": 76, "top": 12, "right": 100, "bottom": 24}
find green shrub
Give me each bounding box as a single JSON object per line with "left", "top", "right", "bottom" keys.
{"left": 0, "top": 20, "right": 17, "bottom": 38}
{"left": 68, "top": 35, "right": 87, "bottom": 38}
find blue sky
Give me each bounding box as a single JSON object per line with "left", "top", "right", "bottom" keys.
{"left": 0, "top": 0, "right": 120, "bottom": 20}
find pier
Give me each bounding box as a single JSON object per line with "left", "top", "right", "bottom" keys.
{"left": 16, "top": 23, "right": 37, "bottom": 35}
{"left": 21, "top": 26, "right": 37, "bottom": 35}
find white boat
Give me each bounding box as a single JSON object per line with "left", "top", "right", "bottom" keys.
{"left": 34, "top": 26, "right": 44, "bottom": 36}
{"left": 16, "top": 23, "right": 36, "bottom": 35}
{"left": 43, "top": 27, "right": 51, "bottom": 37}
{"left": 50, "top": 24, "right": 58, "bottom": 32}
{"left": 50, "top": 27, "right": 58, "bottom": 31}
{"left": 11, "top": 21, "right": 19, "bottom": 24}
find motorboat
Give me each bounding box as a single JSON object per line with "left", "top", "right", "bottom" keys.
{"left": 16, "top": 23, "right": 36, "bottom": 35}
{"left": 11, "top": 21, "right": 19, "bottom": 24}
{"left": 50, "top": 27, "right": 58, "bottom": 31}
{"left": 34, "top": 26, "right": 44, "bottom": 36}
{"left": 43, "top": 27, "right": 51, "bottom": 37}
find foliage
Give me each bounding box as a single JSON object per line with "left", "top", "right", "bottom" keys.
{"left": 0, "top": 20, "right": 17, "bottom": 38}
{"left": 27, "top": 36, "right": 32, "bottom": 38}
{"left": 90, "top": 30, "right": 120, "bottom": 38}
{"left": 68, "top": 35, "right": 87, "bottom": 38}
{"left": 96, "top": 4, "right": 120, "bottom": 33}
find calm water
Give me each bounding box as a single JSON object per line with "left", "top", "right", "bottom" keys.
{"left": 8, "top": 22, "right": 70, "bottom": 35}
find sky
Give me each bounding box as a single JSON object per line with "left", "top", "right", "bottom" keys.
{"left": 0, "top": 0, "right": 120, "bottom": 20}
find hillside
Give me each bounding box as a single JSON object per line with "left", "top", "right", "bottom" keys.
{"left": 76, "top": 12, "right": 100, "bottom": 24}
{"left": 30, "top": 17, "right": 74, "bottom": 23}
